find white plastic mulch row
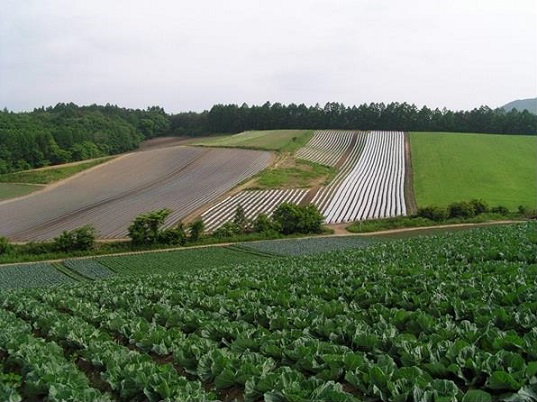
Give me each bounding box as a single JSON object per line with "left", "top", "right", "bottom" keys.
{"left": 294, "top": 130, "right": 356, "bottom": 167}
{"left": 322, "top": 131, "right": 406, "bottom": 224}
{"left": 202, "top": 189, "right": 308, "bottom": 232}
{"left": 311, "top": 131, "right": 368, "bottom": 211}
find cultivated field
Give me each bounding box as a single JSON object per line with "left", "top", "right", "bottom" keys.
{"left": 201, "top": 130, "right": 407, "bottom": 231}
{"left": 0, "top": 146, "right": 270, "bottom": 241}
{"left": 202, "top": 189, "right": 308, "bottom": 232}
{"left": 410, "top": 132, "right": 537, "bottom": 210}
{"left": 194, "top": 130, "right": 313, "bottom": 151}
{"left": 316, "top": 131, "right": 406, "bottom": 223}
{"left": 0, "top": 223, "right": 534, "bottom": 401}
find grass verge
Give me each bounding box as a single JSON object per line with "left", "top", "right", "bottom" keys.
{"left": 0, "top": 183, "right": 42, "bottom": 200}
{"left": 346, "top": 213, "right": 525, "bottom": 234}
{"left": 0, "top": 157, "right": 112, "bottom": 185}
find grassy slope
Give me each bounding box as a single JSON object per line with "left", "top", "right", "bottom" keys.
{"left": 0, "top": 183, "right": 42, "bottom": 200}
{"left": 0, "top": 157, "right": 112, "bottom": 185}
{"left": 194, "top": 130, "right": 313, "bottom": 152}
{"left": 410, "top": 132, "right": 536, "bottom": 210}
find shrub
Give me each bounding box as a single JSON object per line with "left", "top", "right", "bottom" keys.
{"left": 213, "top": 222, "right": 240, "bottom": 238}
{"left": 188, "top": 219, "right": 205, "bottom": 242}
{"left": 272, "top": 203, "right": 324, "bottom": 235}
{"left": 448, "top": 201, "right": 476, "bottom": 219}
{"left": 233, "top": 204, "right": 251, "bottom": 234}
{"left": 0, "top": 236, "right": 11, "bottom": 255}
{"left": 469, "top": 199, "right": 489, "bottom": 215}
{"left": 159, "top": 222, "right": 187, "bottom": 245}
{"left": 253, "top": 213, "right": 274, "bottom": 233}
{"left": 54, "top": 225, "right": 96, "bottom": 251}
{"left": 128, "top": 209, "right": 171, "bottom": 245}
{"left": 417, "top": 206, "right": 448, "bottom": 221}
{"left": 491, "top": 205, "right": 509, "bottom": 215}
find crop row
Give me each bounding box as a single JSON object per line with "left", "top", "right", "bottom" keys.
{"left": 0, "top": 147, "right": 271, "bottom": 241}
{"left": 294, "top": 130, "right": 358, "bottom": 167}
{"left": 236, "top": 235, "right": 376, "bottom": 256}
{"left": 1, "top": 223, "right": 535, "bottom": 400}
{"left": 322, "top": 131, "right": 406, "bottom": 223}
{"left": 202, "top": 189, "right": 307, "bottom": 232}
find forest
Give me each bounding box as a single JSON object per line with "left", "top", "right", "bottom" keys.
{"left": 0, "top": 103, "right": 169, "bottom": 173}
{"left": 1, "top": 101, "right": 535, "bottom": 173}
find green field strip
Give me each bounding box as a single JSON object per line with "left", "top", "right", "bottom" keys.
{"left": 0, "top": 182, "right": 42, "bottom": 200}
{"left": 410, "top": 132, "right": 537, "bottom": 210}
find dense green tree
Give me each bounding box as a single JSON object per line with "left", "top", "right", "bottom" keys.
{"left": 272, "top": 203, "right": 324, "bottom": 235}
{"left": 128, "top": 209, "right": 172, "bottom": 245}
{"left": 53, "top": 225, "right": 96, "bottom": 251}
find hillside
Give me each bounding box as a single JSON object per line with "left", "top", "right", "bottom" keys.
{"left": 502, "top": 97, "right": 537, "bottom": 114}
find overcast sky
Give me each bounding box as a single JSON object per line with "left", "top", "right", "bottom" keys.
{"left": 1, "top": 0, "right": 535, "bottom": 113}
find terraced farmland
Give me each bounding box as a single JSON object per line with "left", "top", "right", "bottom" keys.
{"left": 0, "top": 146, "right": 270, "bottom": 241}
{"left": 0, "top": 223, "right": 535, "bottom": 401}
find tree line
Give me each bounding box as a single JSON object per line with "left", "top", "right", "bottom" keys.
{"left": 174, "top": 102, "right": 536, "bottom": 136}
{"left": 0, "top": 103, "right": 170, "bottom": 173}
{"left": 2, "top": 100, "right": 535, "bottom": 173}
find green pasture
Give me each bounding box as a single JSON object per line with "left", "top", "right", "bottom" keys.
{"left": 0, "top": 157, "right": 112, "bottom": 185}
{"left": 0, "top": 183, "right": 42, "bottom": 200}
{"left": 252, "top": 160, "right": 336, "bottom": 189}
{"left": 410, "top": 132, "right": 536, "bottom": 210}
{"left": 194, "top": 130, "right": 313, "bottom": 152}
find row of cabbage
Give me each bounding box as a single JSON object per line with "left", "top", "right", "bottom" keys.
{"left": 1, "top": 223, "right": 535, "bottom": 401}
{"left": 235, "top": 235, "right": 376, "bottom": 256}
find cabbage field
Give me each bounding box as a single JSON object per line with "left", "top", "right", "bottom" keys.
{"left": 0, "top": 223, "right": 535, "bottom": 401}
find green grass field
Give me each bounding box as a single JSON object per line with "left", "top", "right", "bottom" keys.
{"left": 410, "top": 132, "right": 536, "bottom": 210}
{"left": 252, "top": 160, "right": 336, "bottom": 189}
{"left": 194, "top": 130, "right": 313, "bottom": 152}
{"left": 0, "top": 183, "right": 42, "bottom": 200}
{"left": 0, "top": 157, "right": 112, "bottom": 185}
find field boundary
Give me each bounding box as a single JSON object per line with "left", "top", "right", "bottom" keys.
{"left": 404, "top": 131, "right": 418, "bottom": 215}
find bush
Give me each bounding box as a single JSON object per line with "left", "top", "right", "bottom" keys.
{"left": 158, "top": 222, "right": 187, "bottom": 245}
{"left": 233, "top": 204, "right": 251, "bottom": 234}
{"left": 252, "top": 213, "right": 274, "bottom": 233}
{"left": 54, "top": 225, "right": 96, "bottom": 251}
{"left": 213, "top": 222, "right": 240, "bottom": 238}
{"left": 128, "top": 209, "right": 171, "bottom": 245}
{"left": 0, "top": 236, "right": 11, "bottom": 255}
{"left": 417, "top": 206, "right": 448, "bottom": 221}
{"left": 491, "top": 205, "right": 509, "bottom": 215}
{"left": 448, "top": 201, "right": 476, "bottom": 219}
{"left": 188, "top": 219, "right": 205, "bottom": 242}
{"left": 272, "top": 203, "right": 324, "bottom": 235}
{"left": 469, "top": 199, "right": 489, "bottom": 215}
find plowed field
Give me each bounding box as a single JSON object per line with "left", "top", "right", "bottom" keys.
{"left": 0, "top": 146, "right": 270, "bottom": 241}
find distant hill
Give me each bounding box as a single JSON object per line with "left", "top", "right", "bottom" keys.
{"left": 502, "top": 98, "right": 537, "bottom": 114}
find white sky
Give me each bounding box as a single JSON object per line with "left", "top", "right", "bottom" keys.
{"left": 1, "top": 0, "right": 536, "bottom": 113}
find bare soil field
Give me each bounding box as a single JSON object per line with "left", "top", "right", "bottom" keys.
{"left": 0, "top": 146, "right": 270, "bottom": 241}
